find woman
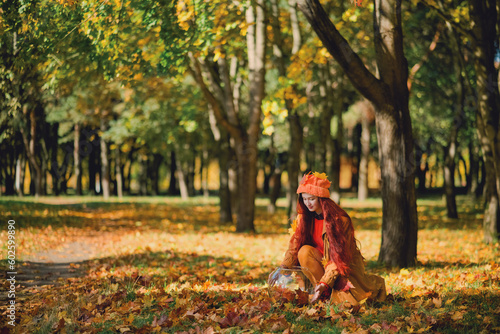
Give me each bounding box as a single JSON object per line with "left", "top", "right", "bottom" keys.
{"left": 281, "top": 172, "right": 386, "bottom": 306}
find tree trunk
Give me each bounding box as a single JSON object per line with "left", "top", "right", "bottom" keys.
{"left": 270, "top": 0, "right": 303, "bottom": 220}
{"left": 207, "top": 102, "right": 233, "bottom": 223}
{"left": 469, "top": 0, "right": 500, "bottom": 243}
{"left": 358, "top": 116, "right": 370, "bottom": 201}
{"left": 74, "top": 123, "right": 83, "bottom": 195}
{"left": 330, "top": 80, "right": 344, "bottom": 204}
{"left": 443, "top": 145, "right": 458, "bottom": 218}
{"left": 139, "top": 153, "right": 148, "bottom": 196}
{"left": 188, "top": 0, "right": 266, "bottom": 232}
{"left": 219, "top": 135, "right": 233, "bottom": 223}
{"left": 100, "top": 118, "right": 110, "bottom": 199}
{"left": 468, "top": 140, "right": 480, "bottom": 196}
{"left": 176, "top": 154, "right": 189, "bottom": 200}
{"left": 415, "top": 145, "right": 428, "bottom": 193}
{"left": 50, "top": 123, "right": 61, "bottom": 196}
{"left": 89, "top": 142, "right": 96, "bottom": 195}
{"left": 115, "top": 147, "right": 123, "bottom": 198}
{"left": 168, "top": 151, "right": 178, "bottom": 195}
{"left": 287, "top": 112, "right": 303, "bottom": 220}
{"left": 15, "top": 154, "right": 25, "bottom": 196}
{"left": 202, "top": 145, "right": 210, "bottom": 197}
{"left": 20, "top": 106, "right": 43, "bottom": 197}
{"left": 150, "top": 153, "right": 163, "bottom": 196}
{"left": 297, "top": 0, "right": 418, "bottom": 267}
{"left": 188, "top": 151, "right": 196, "bottom": 197}
{"left": 268, "top": 167, "right": 283, "bottom": 214}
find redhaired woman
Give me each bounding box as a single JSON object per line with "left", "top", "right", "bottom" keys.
{"left": 281, "top": 172, "right": 386, "bottom": 305}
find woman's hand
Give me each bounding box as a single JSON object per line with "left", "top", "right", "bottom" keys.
{"left": 310, "top": 282, "right": 330, "bottom": 304}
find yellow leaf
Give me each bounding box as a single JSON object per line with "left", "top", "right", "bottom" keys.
{"left": 400, "top": 268, "right": 410, "bottom": 276}
{"left": 313, "top": 172, "right": 328, "bottom": 180}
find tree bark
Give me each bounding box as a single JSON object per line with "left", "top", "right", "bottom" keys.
{"left": 115, "top": 147, "right": 123, "bottom": 198}
{"left": 74, "top": 123, "right": 83, "bottom": 195}
{"left": 188, "top": 0, "right": 266, "bottom": 232}
{"left": 469, "top": 0, "right": 500, "bottom": 243}
{"left": 468, "top": 140, "right": 480, "bottom": 196}
{"left": 287, "top": 112, "right": 303, "bottom": 220}
{"left": 358, "top": 114, "right": 370, "bottom": 201}
{"left": 100, "top": 118, "right": 110, "bottom": 199}
{"left": 139, "top": 153, "right": 148, "bottom": 196}
{"left": 207, "top": 103, "right": 233, "bottom": 223}
{"left": 330, "top": 78, "right": 344, "bottom": 204}
{"left": 88, "top": 135, "right": 97, "bottom": 195}
{"left": 15, "top": 154, "right": 25, "bottom": 196}
{"left": 150, "top": 153, "right": 163, "bottom": 196}
{"left": 20, "top": 106, "right": 43, "bottom": 197}
{"left": 176, "top": 153, "right": 189, "bottom": 200}
{"left": 297, "top": 0, "right": 418, "bottom": 267}
{"left": 270, "top": 0, "right": 303, "bottom": 220}
{"left": 168, "top": 151, "right": 178, "bottom": 195}
{"left": 443, "top": 144, "right": 458, "bottom": 218}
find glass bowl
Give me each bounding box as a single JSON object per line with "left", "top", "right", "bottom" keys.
{"left": 267, "top": 266, "right": 314, "bottom": 294}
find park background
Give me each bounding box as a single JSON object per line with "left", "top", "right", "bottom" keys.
{"left": 1, "top": 0, "right": 500, "bottom": 333}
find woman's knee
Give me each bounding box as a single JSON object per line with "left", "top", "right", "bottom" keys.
{"left": 298, "top": 245, "right": 317, "bottom": 263}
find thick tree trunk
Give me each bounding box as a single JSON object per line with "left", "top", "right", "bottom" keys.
{"left": 297, "top": 0, "right": 418, "bottom": 267}
{"left": 74, "top": 123, "right": 83, "bottom": 195}
{"left": 231, "top": 0, "right": 266, "bottom": 233}
{"left": 235, "top": 138, "right": 259, "bottom": 232}
{"left": 469, "top": 0, "right": 500, "bottom": 243}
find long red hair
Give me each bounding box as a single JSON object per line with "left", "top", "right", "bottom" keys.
{"left": 295, "top": 195, "right": 356, "bottom": 276}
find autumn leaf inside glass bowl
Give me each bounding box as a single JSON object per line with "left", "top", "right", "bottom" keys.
{"left": 267, "top": 266, "right": 314, "bottom": 305}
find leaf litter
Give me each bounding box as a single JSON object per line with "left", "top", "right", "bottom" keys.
{"left": 0, "top": 197, "right": 499, "bottom": 333}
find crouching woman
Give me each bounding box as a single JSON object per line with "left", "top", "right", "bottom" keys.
{"left": 281, "top": 172, "right": 386, "bottom": 306}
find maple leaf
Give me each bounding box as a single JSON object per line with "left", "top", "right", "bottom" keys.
{"left": 295, "top": 289, "right": 310, "bottom": 306}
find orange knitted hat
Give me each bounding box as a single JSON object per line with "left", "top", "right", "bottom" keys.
{"left": 296, "top": 172, "right": 331, "bottom": 198}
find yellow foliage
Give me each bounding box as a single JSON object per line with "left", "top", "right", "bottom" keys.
{"left": 313, "top": 172, "right": 328, "bottom": 180}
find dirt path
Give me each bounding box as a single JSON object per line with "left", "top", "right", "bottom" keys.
{"left": 1, "top": 239, "right": 100, "bottom": 303}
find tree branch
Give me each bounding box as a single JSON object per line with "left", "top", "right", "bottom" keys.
{"left": 187, "top": 53, "right": 241, "bottom": 140}
{"left": 420, "top": 0, "right": 474, "bottom": 40}
{"left": 407, "top": 22, "right": 443, "bottom": 92}
{"left": 296, "top": 0, "right": 386, "bottom": 107}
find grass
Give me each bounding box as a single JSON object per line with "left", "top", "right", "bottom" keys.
{"left": 0, "top": 194, "right": 499, "bottom": 333}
